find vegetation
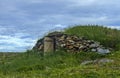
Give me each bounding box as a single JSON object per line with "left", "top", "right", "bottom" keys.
{"left": 0, "top": 50, "right": 120, "bottom": 78}
{"left": 65, "top": 25, "right": 120, "bottom": 50}
{"left": 0, "top": 25, "right": 120, "bottom": 78}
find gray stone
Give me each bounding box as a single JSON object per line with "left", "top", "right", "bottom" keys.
{"left": 97, "top": 48, "right": 110, "bottom": 54}
{"left": 98, "top": 58, "right": 114, "bottom": 64}
{"left": 79, "top": 45, "right": 84, "bottom": 49}
{"left": 89, "top": 43, "right": 99, "bottom": 48}
{"left": 60, "top": 44, "right": 66, "bottom": 47}
{"left": 81, "top": 58, "right": 114, "bottom": 65}
{"left": 81, "top": 60, "right": 94, "bottom": 65}
{"left": 91, "top": 49, "right": 97, "bottom": 52}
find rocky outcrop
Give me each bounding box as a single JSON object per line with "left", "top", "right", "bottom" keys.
{"left": 33, "top": 32, "right": 111, "bottom": 54}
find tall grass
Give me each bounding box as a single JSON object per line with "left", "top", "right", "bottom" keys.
{"left": 0, "top": 50, "right": 120, "bottom": 78}
{"left": 64, "top": 25, "right": 120, "bottom": 50}
{"left": 0, "top": 50, "right": 106, "bottom": 73}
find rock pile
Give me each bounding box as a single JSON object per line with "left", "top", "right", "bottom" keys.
{"left": 33, "top": 32, "right": 111, "bottom": 54}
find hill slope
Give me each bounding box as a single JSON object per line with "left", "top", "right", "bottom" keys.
{"left": 64, "top": 25, "right": 120, "bottom": 50}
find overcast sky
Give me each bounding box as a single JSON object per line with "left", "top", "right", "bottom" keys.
{"left": 0, "top": 0, "right": 120, "bottom": 52}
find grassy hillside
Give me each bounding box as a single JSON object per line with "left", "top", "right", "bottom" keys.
{"left": 0, "top": 25, "right": 120, "bottom": 78}
{"left": 65, "top": 25, "right": 120, "bottom": 50}
{"left": 0, "top": 50, "right": 120, "bottom": 78}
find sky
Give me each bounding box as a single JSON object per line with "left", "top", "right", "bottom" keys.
{"left": 0, "top": 0, "right": 120, "bottom": 52}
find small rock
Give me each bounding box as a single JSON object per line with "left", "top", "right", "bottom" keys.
{"left": 89, "top": 43, "right": 99, "bottom": 48}
{"left": 98, "top": 58, "right": 114, "bottom": 64}
{"left": 97, "top": 48, "right": 110, "bottom": 54}
{"left": 81, "top": 60, "right": 94, "bottom": 65}
{"left": 38, "top": 45, "right": 43, "bottom": 50}
{"left": 60, "top": 44, "right": 66, "bottom": 47}
{"left": 81, "top": 58, "right": 114, "bottom": 65}
{"left": 68, "top": 46, "right": 74, "bottom": 49}
{"left": 91, "top": 49, "right": 97, "bottom": 52}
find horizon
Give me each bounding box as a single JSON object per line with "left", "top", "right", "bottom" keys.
{"left": 0, "top": 0, "right": 120, "bottom": 52}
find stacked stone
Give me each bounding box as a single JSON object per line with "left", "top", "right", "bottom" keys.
{"left": 33, "top": 32, "right": 110, "bottom": 54}
{"left": 55, "top": 34, "right": 110, "bottom": 53}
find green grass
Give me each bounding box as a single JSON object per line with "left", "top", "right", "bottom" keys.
{"left": 0, "top": 50, "right": 119, "bottom": 78}
{"left": 64, "top": 25, "right": 120, "bottom": 50}
{"left": 0, "top": 25, "right": 120, "bottom": 78}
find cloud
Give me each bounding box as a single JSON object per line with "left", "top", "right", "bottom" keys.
{"left": 66, "top": 0, "right": 97, "bottom": 7}
{"left": 65, "top": 0, "right": 120, "bottom": 7}
{"left": 0, "top": 0, "right": 120, "bottom": 52}
{"left": 54, "top": 24, "right": 67, "bottom": 28}
{"left": 106, "top": 26, "right": 120, "bottom": 30}
{"left": 0, "top": 0, "right": 120, "bottom": 27}
{"left": 0, "top": 33, "right": 36, "bottom": 52}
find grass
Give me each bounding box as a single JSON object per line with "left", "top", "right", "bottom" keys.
{"left": 0, "top": 25, "right": 120, "bottom": 78}
{"left": 64, "top": 25, "right": 120, "bottom": 50}
{"left": 0, "top": 50, "right": 119, "bottom": 78}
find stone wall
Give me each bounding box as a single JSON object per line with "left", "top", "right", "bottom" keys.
{"left": 33, "top": 32, "right": 111, "bottom": 54}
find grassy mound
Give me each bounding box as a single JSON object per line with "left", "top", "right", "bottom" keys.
{"left": 64, "top": 25, "right": 120, "bottom": 50}
{"left": 0, "top": 25, "right": 120, "bottom": 78}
